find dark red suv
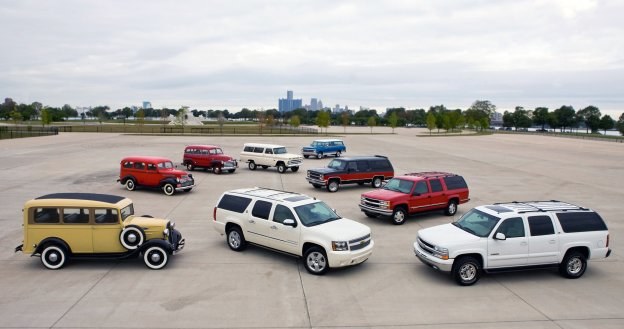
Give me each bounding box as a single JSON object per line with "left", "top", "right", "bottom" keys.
{"left": 182, "top": 145, "right": 238, "bottom": 174}
{"left": 118, "top": 156, "right": 195, "bottom": 196}
{"left": 359, "top": 172, "right": 469, "bottom": 225}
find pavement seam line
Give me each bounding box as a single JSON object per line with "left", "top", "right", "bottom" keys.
{"left": 297, "top": 262, "right": 313, "bottom": 329}
{"left": 496, "top": 277, "right": 565, "bottom": 329}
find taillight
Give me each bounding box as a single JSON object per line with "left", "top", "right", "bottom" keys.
{"left": 606, "top": 234, "right": 609, "bottom": 247}
{"left": 213, "top": 207, "right": 217, "bottom": 221}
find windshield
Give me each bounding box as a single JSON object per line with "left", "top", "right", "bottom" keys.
{"left": 383, "top": 178, "right": 414, "bottom": 194}
{"left": 158, "top": 161, "right": 174, "bottom": 169}
{"left": 294, "top": 201, "right": 341, "bottom": 226}
{"left": 274, "top": 147, "right": 288, "bottom": 154}
{"left": 327, "top": 159, "right": 346, "bottom": 170}
{"left": 121, "top": 204, "right": 134, "bottom": 221}
{"left": 453, "top": 209, "right": 500, "bottom": 237}
{"left": 215, "top": 148, "right": 223, "bottom": 154}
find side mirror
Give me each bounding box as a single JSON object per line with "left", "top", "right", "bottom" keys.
{"left": 495, "top": 232, "right": 506, "bottom": 240}
{"left": 283, "top": 219, "right": 297, "bottom": 227}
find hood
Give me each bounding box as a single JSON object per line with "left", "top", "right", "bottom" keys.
{"left": 124, "top": 215, "right": 169, "bottom": 239}
{"left": 418, "top": 223, "right": 480, "bottom": 246}
{"left": 302, "top": 146, "right": 316, "bottom": 151}
{"left": 274, "top": 153, "right": 302, "bottom": 160}
{"left": 308, "top": 167, "right": 339, "bottom": 174}
{"left": 162, "top": 168, "right": 190, "bottom": 177}
{"left": 306, "top": 218, "right": 371, "bottom": 241}
{"left": 213, "top": 155, "right": 235, "bottom": 162}
{"left": 361, "top": 188, "right": 407, "bottom": 201}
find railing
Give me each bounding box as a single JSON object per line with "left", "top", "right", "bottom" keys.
{"left": 52, "top": 124, "right": 319, "bottom": 135}
{"left": 0, "top": 126, "right": 59, "bottom": 140}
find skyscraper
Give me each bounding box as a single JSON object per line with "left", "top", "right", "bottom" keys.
{"left": 278, "top": 90, "right": 303, "bottom": 113}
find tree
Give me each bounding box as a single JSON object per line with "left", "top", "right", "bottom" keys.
{"left": 341, "top": 111, "right": 350, "bottom": 133}
{"left": 617, "top": 113, "right": 624, "bottom": 136}
{"left": 388, "top": 111, "right": 398, "bottom": 133}
{"left": 367, "top": 116, "right": 376, "bottom": 134}
{"left": 510, "top": 106, "right": 532, "bottom": 130}
{"left": 40, "top": 108, "right": 52, "bottom": 126}
{"left": 217, "top": 113, "right": 226, "bottom": 134}
{"left": 553, "top": 105, "right": 576, "bottom": 132}
{"left": 533, "top": 107, "right": 549, "bottom": 130}
{"left": 173, "top": 107, "right": 188, "bottom": 126}
{"left": 598, "top": 115, "right": 615, "bottom": 135}
{"left": 10, "top": 110, "right": 22, "bottom": 124}
{"left": 426, "top": 111, "right": 436, "bottom": 135}
{"left": 316, "top": 110, "right": 331, "bottom": 134}
{"left": 577, "top": 105, "right": 601, "bottom": 133}
{"left": 465, "top": 100, "right": 494, "bottom": 131}
{"left": 290, "top": 115, "right": 301, "bottom": 128}
{"left": 136, "top": 109, "right": 145, "bottom": 127}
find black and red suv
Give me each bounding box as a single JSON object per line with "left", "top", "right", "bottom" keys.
{"left": 359, "top": 172, "right": 469, "bottom": 225}
{"left": 306, "top": 155, "right": 394, "bottom": 192}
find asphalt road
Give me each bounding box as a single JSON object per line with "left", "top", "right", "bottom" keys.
{"left": 0, "top": 127, "right": 622, "bottom": 329}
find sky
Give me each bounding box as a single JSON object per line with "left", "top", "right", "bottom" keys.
{"left": 1, "top": 0, "right": 624, "bottom": 117}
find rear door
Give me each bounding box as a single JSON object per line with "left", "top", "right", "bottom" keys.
{"left": 526, "top": 215, "right": 559, "bottom": 265}
{"left": 426, "top": 178, "right": 448, "bottom": 210}
{"left": 246, "top": 200, "right": 274, "bottom": 246}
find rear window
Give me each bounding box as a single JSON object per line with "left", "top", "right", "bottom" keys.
{"left": 528, "top": 215, "right": 555, "bottom": 236}
{"left": 370, "top": 159, "right": 391, "bottom": 170}
{"left": 557, "top": 212, "right": 607, "bottom": 233}
{"left": 443, "top": 176, "right": 468, "bottom": 190}
{"left": 218, "top": 194, "right": 252, "bottom": 213}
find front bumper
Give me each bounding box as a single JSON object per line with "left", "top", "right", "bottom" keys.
{"left": 359, "top": 204, "right": 393, "bottom": 216}
{"left": 170, "top": 229, "right": 185, "bottom": 254}
{"left": 413, "top": 242, "right": 453, "bottom": 272}
{"left": 222, "top": 160, "right": 238, "bottom": 170}
{"left": 328, "top": 240, "right": 374, "bottom": 268}
{"left": 175, "top": 183, "right": 195, "bottom": 192}
{"left": 306, "top": 177, "right": 326, "bottom": 186}
{"left": 302, "top": 150, "right": 318, "bottom": 156}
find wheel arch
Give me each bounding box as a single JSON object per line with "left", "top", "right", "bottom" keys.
{"left": 562, "top": 246, "right": 590, "bottom": 261}
{"left": 302, "top": 241, "right": 326, "bottom": 257}
{"left": 139, "top": 239, "right": 173, "bottom": 255}
{"left": 159, "top": 177, "right": 178, "bottom": 187}
{"left": 120, "top": 175, "right": 136, "bottom": 184}
{"left": 452, "top": 253, "right": 484, "bottom": 270}
{"left": 225, "top": 222, "right": 242, "bottom": 234}
{"left": 34, "top": 237, "right": 72, "bottom": 255}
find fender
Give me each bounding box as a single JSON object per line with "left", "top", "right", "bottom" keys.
{"left": 33, "top": 237, "right": 71, "bottom": 256}
{"left": 159, "top": 177, "right": 178, "bottom": 186}
{"left": 139, "top": 239, "right": 174, "bottom": 254}
{"left": 210, "top": 160, "right": 223, "bottom": 168}
{"left": 118, "top": 175, "right": 136, "bottom": 184}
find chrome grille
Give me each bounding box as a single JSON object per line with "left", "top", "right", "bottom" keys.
{"left": 349, "top": 234, "right": 371, "bottom": 251}
{"left": 418, "top": 237, "right": 435, "bottom": 255}
{"left": 361, "top": 197, "right": 384, "bottom": 209}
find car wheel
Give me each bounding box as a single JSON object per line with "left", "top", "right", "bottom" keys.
{"left": 312, "top": 184, "right": 322, "bottom": 189}
{"left": 277, "top": 164, "right": 286, "bottom": 173}
{"left": 453, "top": 256, "right": 481, "bottom": 286}
{"left": 163, "top": 183, "right": 176, "bottom": 196}
{"left": 327, "top": 180, "right": 339, "bottom": 192}
{"left": 214, "top": 166, "right": 222, "bottom": 175}
{"left": 303, "top": 155, "right": 309, "bottom": 158}
{"left": 291, "top": 166, "right": 299, "bottom": 172}
{"left": 445, "top": 200, "right": 458, "bottom": 216}
{"left": 336, "top": 151, "right": 341, "bottom": 157}
{"left": 391, "top": 207, "right": 407, "bottom": 225}
{"left": 364, "top": 212, "right": 377, "bottom": 218}
{"left": 186, "top": 163, "right": 194, "bottom": 171}
{"left": 143, "top": 246, "right": 169, "bottom": 270}
{"left": 228, "top": 169, "right": 236, "bottom": 173}
{"left": 248, "top": 162, "right": 257, "bottom": 170}
{"left": 226, "top": 227, "right": 246, "bottom": 251}
{"left": 316, "top": 152, "right": 323, "bottom": 159}
{"left": 40, "top": 244, "right": 67, "bottom": 270}
{"left": 120, "top": 225, "right": 145, "bottom": 250}
{"left": 372, "top": 177, "right": 383, "bottom": 188}
{"left": 559, "top": 251, "right": 587, "bottom": 279}
{"left": 125, "top": 178, "right": 136, "bottom": 191}
{"left": 304, "top": 247, "right": 329, "bottom": 275}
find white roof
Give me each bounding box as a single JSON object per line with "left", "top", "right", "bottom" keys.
{"left": 243, "top": 143, "right": 285, "bottom": 149}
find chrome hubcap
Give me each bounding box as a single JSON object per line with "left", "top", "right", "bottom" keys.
{"left": 460, "top": 264, "right": 476, "bottom": 280}
{"left": 150, "top": 252, "right": 162, "bottom": 263}
{"left": 395, "top": 212, "right": 404, "bottom": 222}
{"left": 568, "top": 258, "right": 582, "bottom": 274}
{"left": 49, "top": 252, "right": 59, "bottom": 263}
{"left": 127, "top": 233, "right": 137, "bottom": 243}
{"left": 307, "top": 252, "right": 326, "bottom": 272}
{"left": 229, "top": 232, "right": 240, "bottom": 248}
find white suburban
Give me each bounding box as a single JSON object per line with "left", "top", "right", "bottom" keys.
{"left": 414, "top": 201, "right": 611, "bottom": 285}
{"left": 239, "top": 143, "right": 303, "bottom": 173}
{"left": 213, "top": 187, "right": 374, "bottom": 275}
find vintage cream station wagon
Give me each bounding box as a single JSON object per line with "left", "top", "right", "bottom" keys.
{"left": 15, "top": 193, "right": 185, "bottom": 269}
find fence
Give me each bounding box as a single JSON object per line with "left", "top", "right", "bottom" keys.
{"left": 53, "top": 124, "right": 319, "bottom": 135}
{"left": 0, "top": 126, "right": 59, "bottom": 140}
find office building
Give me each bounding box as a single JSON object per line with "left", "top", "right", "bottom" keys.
{"left": 278, "top": 90, "right": 302, "bottom": 113}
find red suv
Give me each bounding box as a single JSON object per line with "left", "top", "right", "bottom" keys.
{"left": 359, "top": 172, "right": 469, "bottom": 225}
{"left": 182, "top": 144, "right": 238, "bottom": 174}
{"left": 118, "top": 156, "right": 195, "bottom": 196}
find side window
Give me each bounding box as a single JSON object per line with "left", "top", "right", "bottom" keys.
{"left": 94, "top": 208, "right": 119, "bottom": 224}
{"left": 134, "top": 162, "right": 145, "bottom": 170}
{"left": 429, "top": 179, "right": 443, "bottom": 192}
{"left": 253, "top": 147, "right": 264, "bottom": 153}
{"left": 528, "top": 215, "right": 555, "bottom": 236}
{"left": 557, "top": 212, "right": 607, "bottom": 233}
{"left": 62, "top": 208, "right": 90, "bottom": 224}
{"left": 147, "top": 163, "right": 156, "bottom": 171}
{"left": 123, "top": 161, "right": 133, "bottom": 168}
{"left": 251, "top": 200, "right": 272, "bottom": 220}
{"left": 413, "top": 181, "right": 429, "bottom": 195}
{"left": 347, "top": 161, "right": 357, "bottom": 171}
{"left": 217, "top": 195, "right": 252, "bottom": 213}
{"left": 209, "top": 149, "right": 217, "bottom": 155}
{"left": 273, "top": 204, "right": 295, "bottom": 224}
{"left": 497, "top": 217, "right": 525, "bottom": 238}
{"left": 357, "top": 161, "right": 370, "bottom": 171}
{"left": 33, "top": 208, "right": 60, "bottom": 223}
{"left": 244, "top": 146, "right": 254, "bottom": 152}
{"left": 265, "top": 148, "right": 273, "bottom": 154}
{"left": 443, "top": 175, "right": 468, "bottom": 190}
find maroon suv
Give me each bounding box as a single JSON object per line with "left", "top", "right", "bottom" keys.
{"left": 182, "top": 144, "right": 238, "bottom": 174}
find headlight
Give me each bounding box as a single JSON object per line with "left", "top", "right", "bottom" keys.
{"left": 176, "top": 177, "right": 180, "bottom": 183}
{"left": 319, "top": 174, "right": 324, "bottom": 180}
{"left": 360, "top": 196, "right": 365, "bottom": 204}
{"left": 163, "top": 228, "right": 170, "bottom": 237}
{"left": 307, "top": 171, "right": 310, "bottom": 177}
{"left": 332, "top": 241, "right": 349, "bottom": 251}
{"left": 433, "top": 246, "right": 449, "bottom": 260}
{"left": 381, "top": 201, "right": 391, "bottom": 209}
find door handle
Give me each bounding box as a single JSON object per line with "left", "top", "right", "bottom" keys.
{"left": 249, "top": 219, "right": 255, "bottom": 223}
{"left": 549, "top": 240, "right": 556, "bottom": 244}
{"left": 271, "top": 225, "right": 277, "bottom": 230}
{"left": 520, "top": 242, "right": 527, "bottom": 246}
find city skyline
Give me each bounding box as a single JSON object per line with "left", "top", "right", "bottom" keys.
{"left": 1, "top": 1, "right": 623, "bottom": 118}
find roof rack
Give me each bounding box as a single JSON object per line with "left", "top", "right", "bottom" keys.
{"left": 234, "top": 187, "right": 305, "bottom": 201}
{"left": 404, "top": 172, "right": 454, "bottom": 178}
{"left": 493, "top": 200, "right": 588, "bottom": 214}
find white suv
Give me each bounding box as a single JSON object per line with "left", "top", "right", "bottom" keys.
{"left": 213, "top": 187, "right": 374, "bottom": 275}
{"left": 414, "top": 201, "right": 611, "bottom": 285}
{"left": 239, "top": 143, "right": 303, "bottom": 173}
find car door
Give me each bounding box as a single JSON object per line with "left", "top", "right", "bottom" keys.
{"left": 427, "top": 178, "right": 448, "bottom": 210}
{"left": 269, "top": 204, "right": 301, "bottom": 254}
{"left": 526, "top": 215, "right": 559, "bottom": 265}
{"left": 487, "top": 217, "right": 529, "bottom": 268}
{"left": 245, "top": 200, "right": 273, "bottom": 246}
{"left": 92, "top": 208, "right": 126, "bottom": 253}
{"left": 408, "top": 181, "right": 433, "bottom": 213}
{"left": 60, "top": 207, "right": 93, "bottom": 253}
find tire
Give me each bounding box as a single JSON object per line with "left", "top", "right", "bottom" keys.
{"left": 304, "top": 247, "right": 329, "bottom": 275}
{"left": 559, "top": 251, "right": 587, "bottom": 279}
{"left": 248, "top": 162, "right": 257, "bottom": 170}
{"left": 312, "top": 184, "right": 322, "bottom": 189}
{"left": 226, "top": 227, "right": 246, "bottom": 251}
{"left": 125, "top": 178, "right": 136, "bottom": 191}
{"left": 228, "top": 169, "right": 236, "bottom": 173}
{"left": 163, "top": 183, "right": 176, "bottom": 196}
{"left": 40, "top": 244, "right": 67, "bottom": 270}
{"left": 120, "top": 226, "right": 145, "bottom": 250}
{"left": 445, "top": 200, "right": 458, "bottom": 216}
{"left": 316, "top": 152, "right": 323, "bottom": 159}
{"left": 291, "top": 166, "right": 299, "bottom": 172}
{"left": 303, "top": 155, "right": 309, "bottom": 159}
{"left": 186, "top": 163, "right": 194, "bottom": 171}
{"left": 277, "top": 163, "right": 286, "bottom": 173}
{"left": 364, "top": 212, "right": 377, "bottom": 218}
{"left": 372, "top": 176, "right": 383, "bottom": 188}
{"left": 391, "top": 207, "right": 407, "bottom": 225}
{"left": 357, "top": 182, "right": 365, "bottom": 186}
{"left": 326, "top": 180, "right": 339, "bottom": 192}
{"left": 143, "top": 246, "right": 169, "bottom": 270}
{"left": 453, "top": 256, "right": 481, "bottom": 286}
{"left": 214, "top": 166, "right": 222, "bottom": 175}
{"left": 335, "top": 151, "right": 341, "bottom": 157}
